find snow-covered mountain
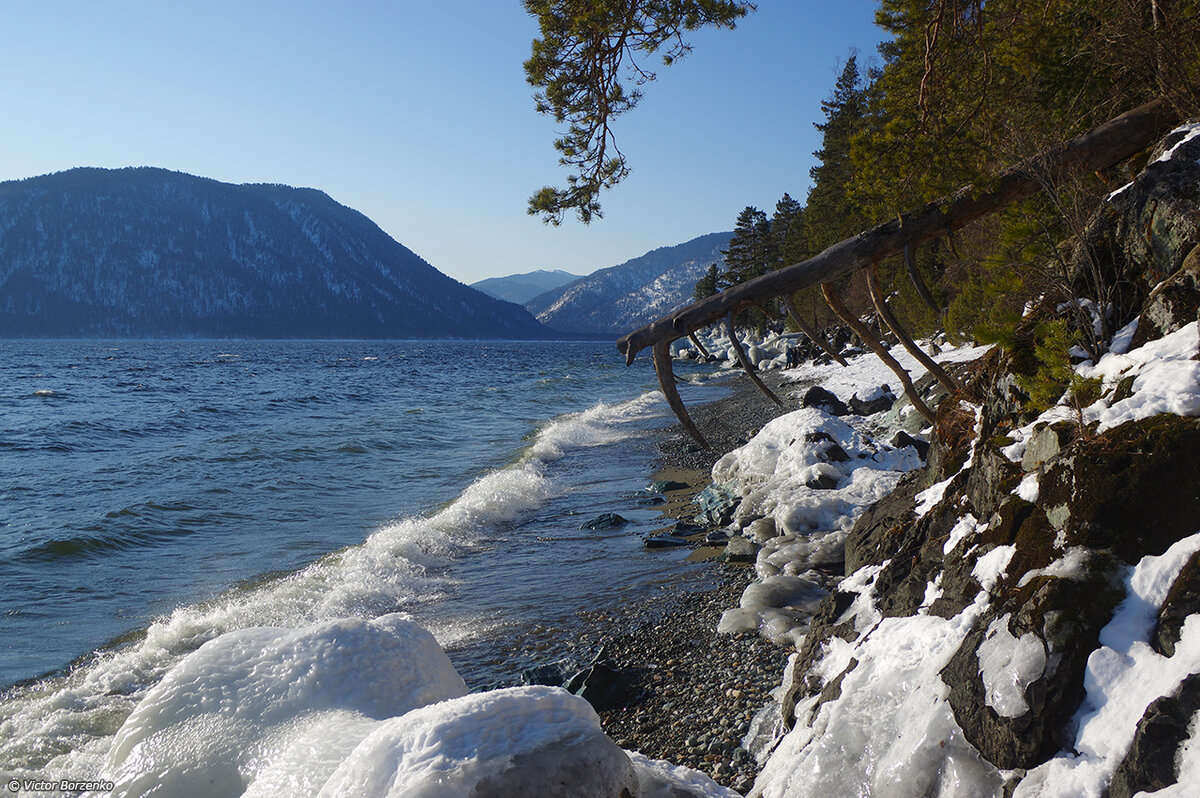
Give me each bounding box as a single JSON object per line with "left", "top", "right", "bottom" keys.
{"left": 470, "top": 269, "right": 582, "bottom": 305}
{"left": 0, "top": 167, "right": 553, "bottom": 339}
{"left": 525, "top": 231, "right": 732, "bottom": 336}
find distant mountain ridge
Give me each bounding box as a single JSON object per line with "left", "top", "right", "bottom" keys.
{"left": 525, "top": 231, "right": 732, "bottom": 336}
{"left": 0, "top": 167, "right": 553, "bottom": 339}
{"left": 470, "top": 269, "right": 582, "bottom": 304}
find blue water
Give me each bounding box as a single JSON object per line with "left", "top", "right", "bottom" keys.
{"left": 0, "top": 339, "right": 726, "bottom": 774}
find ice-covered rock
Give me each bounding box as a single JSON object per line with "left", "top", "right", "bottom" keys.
{"left": 103, "top": 615, "right": 467, "bottom": 797}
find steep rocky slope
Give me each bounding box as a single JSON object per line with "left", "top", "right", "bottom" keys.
{"left": 677, "top": 123, "right": 1200, "bottom": 797}
{"left": 526, "top": 231, "right": 732, "bottom": 336}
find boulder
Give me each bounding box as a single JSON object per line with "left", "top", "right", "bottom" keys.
{"left": 645, "top": 479, "right": 690, "bottom": 493}
{"left": 1133, "top": 242, "right": 1200, "bottom": 347}
{"left": 848, "top": 385, "right": 895, "bottom": 416}
{"left": 890, "top": 430, "right": 930, "bottom": 460}
{"left": 801, "top": 386, "right": 849, "bottom": 416}
{"left": 721, "top": 535, "right": 759, "bottom": 563}
{"left": 1038, "top": 416, "right": 1200, "bottom": 562}
{"left": 693, "top": 484, "right": 740, "bottom": 526}
{"left": 580, "top": 513, "right": 628, "bottom": 530}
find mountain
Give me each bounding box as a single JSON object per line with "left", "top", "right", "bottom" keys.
{"left": 0, "top": 167, "right": 554, "bottom": 339}
{"left": 470, "top": 269, "right": 582, "bottom": 305}
{"left": 525, "top": 231, "right": 732, "bottom": 336}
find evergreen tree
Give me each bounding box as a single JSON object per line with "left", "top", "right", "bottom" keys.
{"left": 693, "top": 262, "right": 721, "bottom": 300}
{"left": 805, "top": 56, "right": 868, "bottom": 253}
{"left": 721, "top": 206, "right": 775, "bottom": 285}
{"left": 771, "top": 192, "right": 809, "bottom": 268}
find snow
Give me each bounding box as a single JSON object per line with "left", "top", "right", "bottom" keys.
{"left": 1153, "top": 121, "right": 1200, "bottom": 164}
{"left": 1013, "top": 531, "right": 1200, "bottom": 798}
{"left": 977, "top": 614, "right": 1047, "bottom": 718}
{"left": 973, "top": 545, "right": 1016, "bottom": 593}
{"left": 1016, "top": 472, "right": 1040, "bottom": 503}
{"left": 916, "top": 403, "right": 982, "bottom": 518}
{"left": 944, "top": 514, "right": 982, "bottom": 556}
{"left": 1076, "top": 321, "right": 1200, "bottom": 432}
{"left": 1016, "top": 547, "right": 1091, "bottom": 588}
{"left": 1006, "top": 322, "right": 1200, "bottom": 460}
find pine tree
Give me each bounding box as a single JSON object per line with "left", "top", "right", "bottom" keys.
{"left": 805, "top": 56, "right": 868, "bottom": 253}
{"left": 771, "top": 192, "right": 809, "bottom": 268}
{"left": 721, "top": 206, "right": 775, "bottom": 286}
{"left": 693, "top": 263, "right": 721, "bottom": 300}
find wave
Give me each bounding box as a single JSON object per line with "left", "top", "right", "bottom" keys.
{"left": 0, "top": 389, "right": 666, "bottom": 780}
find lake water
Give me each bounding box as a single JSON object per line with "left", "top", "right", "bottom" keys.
{"left": 0, "top": 339, "right": 722, "bottom": 777}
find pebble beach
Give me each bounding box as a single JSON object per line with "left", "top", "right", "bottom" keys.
{"left": 591, "top": 372, "right": 802, "bottom": 793}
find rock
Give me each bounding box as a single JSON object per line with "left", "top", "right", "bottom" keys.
{"left": 565, "top": 652, "right": 630, "bottom": 712}
{"left": 1133, "top": 242, "right": 1200, "bottom": 347}
{"left": 705, "top": 529, "right": 731, "bottom": 544}
{"left": 1038, "top": 416, "right": 1200, "bottom": 562}
{"left": 519, "top": 660, "right": 573, "bottom": 687}
{"left": 743, "top": 517, "right": 779, "bottom": 543}
{"left": 671, "top": 520, "right": 707, "bottom": 537}
{"left": 580, "top": 513, "right": 628, "bottom": 530}
{"left": 643, "top": 535, "right": 689, "bottom": 549}
{"left": 1020, "top": 421, "right": 1073, "bottom": 472}
{"left": 694, "top": 484, "right": 741, "bottom": 526}
{"left": 646, "top": 479, "right": 690, "bottom": 494}
{"left": 801, "top": 386, "right": 849, "bottom": 416}
{"left": 805, "top": 472, "right": 839, "bottom": 490}
{"left": 721, "top": 535, "right": 759, "bottom": 563}
{"left": 1108, "top": 673, "right": 1200, "bottom": 798}
{"left": 848, "top": 385, "right": 895, "bottom": 416}
{"left": 890, "top": 430, "right": 930, "bottom": 460}
{"left": 941, "top": 555, "right": 1125, "bottom": 770}
{"left": 1152, "top": 550, "right": 1200, "bottom": 657}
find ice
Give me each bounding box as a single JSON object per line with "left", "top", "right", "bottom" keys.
{"left": 754, "top": 591, "right": 1003, "bottom": 798}
{"left": 316, "top": 687, "right": 639, "bottom": 798}
{"left": 625, "top": 750, "right": 741, "bottom": 798}
{"left": 712, "top": 407, "right": 920, "bottom": 567}
{"left": 977, "top": 614, "right": 1047, "bottom": 718}
{"left": 101, "top": 615, "right": 467, "bottom": 796}
{"left": 1014, "top": 531, "right": 1200, "bottom": 797}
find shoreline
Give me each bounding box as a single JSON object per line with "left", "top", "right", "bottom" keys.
{"left": 592, "top": 370, "right": 803, "bottom": 793}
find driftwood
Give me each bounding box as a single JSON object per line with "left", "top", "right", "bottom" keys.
{"left": 865, "top": 259, "right": 960, "bottom": 395}
{"left": 823, "top": 283, "right": 937, "bottom": 424}
{"left": 618, "top": 100, "right": 1176, "bottom": 363}
{"left": 617, "top": 100, "right": 1178, "bottom": 443}
{"left": 726, "top": 314, "right": 784, "bottom": 406}
{"left": 783, "top": 294, "right": 848, "bottom": 367}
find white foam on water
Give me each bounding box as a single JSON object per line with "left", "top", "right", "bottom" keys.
{"left": 0, "top": 390, "right": 667, "bottom": 785}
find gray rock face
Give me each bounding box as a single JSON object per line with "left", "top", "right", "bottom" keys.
{"left": 1108, "top": 673, "right": 1200, "bottom": 798}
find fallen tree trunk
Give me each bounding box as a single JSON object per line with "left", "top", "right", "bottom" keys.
{"left": 617, "top": 99, "right": 1178, "bottom": 365}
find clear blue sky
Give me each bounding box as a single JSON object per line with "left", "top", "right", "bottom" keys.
{"left": 0, "top": 1, "right": 885, "bottom": 284}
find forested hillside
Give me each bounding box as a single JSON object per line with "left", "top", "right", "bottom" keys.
{"left": 0, "top": 167, "right": 553, "bottom": 339}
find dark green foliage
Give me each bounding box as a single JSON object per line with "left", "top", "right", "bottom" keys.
{"left": 722, "top": 206, "right": 776, "bottom": 285}
{"left": 693, "top": 262, "right": 721, "bottom": 300}
{"left": 523, "top": 0, "right": 753, "bottom": 224}
{"left": 806, "top": 56, "right": 869, "bottom": 252}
